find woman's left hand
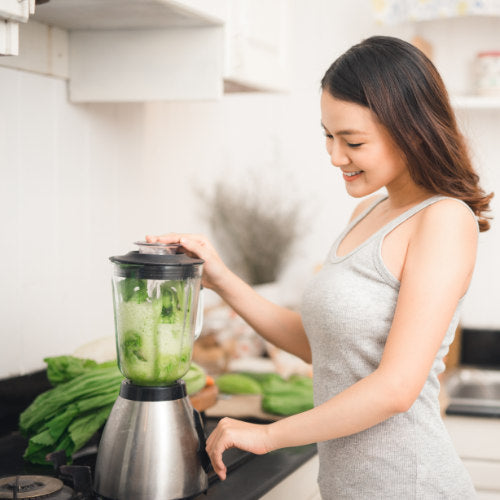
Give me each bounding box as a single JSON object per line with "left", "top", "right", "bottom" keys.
{"left": 205, "top": 417, "right": 276, "bottom": 480}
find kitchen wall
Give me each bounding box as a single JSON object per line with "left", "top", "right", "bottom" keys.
{"left": 1, "top": 0, "right": 499, "bottom": 378}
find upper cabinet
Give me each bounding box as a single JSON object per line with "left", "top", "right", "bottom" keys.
{"left": 0, "top": 0, "right": 289, "bottom": 102}
{"left": 0, "top": 0, "right": 35, "bottom": 55}
{"left": 31, "top": 0, "right": 227, "bottom": 30}
{"left": 223, "top": 0, "right": 289, "bottom": 92}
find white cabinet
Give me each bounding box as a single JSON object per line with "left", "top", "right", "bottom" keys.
{"left": 0, "top": 17, "right": 19, "bottom": 55}
{"left": 444, "top": 416, "right": 500, "bottom": 497}
{"left": 0, "top": 0, "right": 34, "bottom": 55}
{"left": 68, "top": 27, "right": 224, "bottom": 102}
{"left": 27, "top": 0, "right": 226, "bottom": 102}
{"left": 174, "top": 0, "right": 228, "bottom": 24}
{"left": 223, "top": 0, "right": 289, "bottom": 92}
{"left": 0, "top": 0, "right": 33, "bottom": 22}
{"left": 0, "top": 0, "right": 289, "bottom": 101}
{"left": 261, "top": 454, "right": 320, "bottom": 500}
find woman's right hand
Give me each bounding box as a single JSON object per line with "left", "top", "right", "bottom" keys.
{"left": 145, "top": 233, "right": 231, "bottom": 292}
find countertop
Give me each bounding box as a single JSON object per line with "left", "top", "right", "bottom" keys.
{"left": 0, "top": 418, "right": 317, "bottom": 500}
{"left": 193, "top": 433, "right": 317, "bottom": 500}
{"left": 0, "top": 369, "right": 317, "bottom": 499}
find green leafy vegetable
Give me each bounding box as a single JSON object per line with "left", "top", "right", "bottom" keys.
{"left": 160, "top": 281, "right": 185, "bottom": 323}
{"left": 45, "top": 355, "right": 116, "bottom": 385}
{"left": 216, "top": 371, "right": 314, "bottom": 416}
{"left": 118, "top": 278, "right": 148, "bottom": 303}
{"left": 260, "top": 374, "right": 314, "bottom": 416}
{"left": 45, "top": 356, "right": 99, "bottom": 385}
{"left": 20, "top": 356, "right": 207, "bottom": 464}
{"left": 123, "top": 331, "right": 147, "bottom": 362}
{"left": 20, "top": 361, "right": 123, "bottom": 464}
{"left": 183, "top": 362, "right": 206, "bottom": 395}
{"left": 215, "top": 373, "right": 263, "bottom": 395}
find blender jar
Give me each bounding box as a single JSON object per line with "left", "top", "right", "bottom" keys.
{"left": 110, "top": 242, "right": 204, "bottom": 386}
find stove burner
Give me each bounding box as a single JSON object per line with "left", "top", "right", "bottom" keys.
{"left": 0, "top": 475, "right": 70, "bottom": 499}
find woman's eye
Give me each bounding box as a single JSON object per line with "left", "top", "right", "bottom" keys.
{"left": 323, "top": 133, "right": 333, "bottom": 139}
{"left": 347, "top": 142, "right": 363, "bottom": 148}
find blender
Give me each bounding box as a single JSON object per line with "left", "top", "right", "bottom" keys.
{"left": 94, "top": 242, "right": 210, "bottom": 500}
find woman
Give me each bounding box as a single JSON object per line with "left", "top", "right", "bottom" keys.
{"left": 147, "top": 36, "right": 492, "bottom": 498}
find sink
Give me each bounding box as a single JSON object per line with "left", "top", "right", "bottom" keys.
{"left": 445, "top": 368, "right": 500, "bottom": 418}
{"left": 450, "top": 382, "right": 500, "bottom": 400}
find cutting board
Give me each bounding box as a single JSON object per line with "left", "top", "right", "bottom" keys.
{"left": 204, "top": 394, "right": 282, "bottom": 421}
{"left": 190, "top": 384, "right": 219, "bottom": 412}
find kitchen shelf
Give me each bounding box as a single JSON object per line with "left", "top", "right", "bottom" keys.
{"left": 451, "top": 95, "right": 500, "bottom": 110}
{"left": 22, "top": 0, "right": 289, "bottom": 101}
{"left": 24, "top": 0, "right": 227, "bottom": 102}
{"left": 31, "top": 0, "right": 224, "bottom": 30}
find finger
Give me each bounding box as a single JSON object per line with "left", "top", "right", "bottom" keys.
{"left": 206, "top": 444, "right": 227, "bottom": 481}
{"left": 156, "top": 233, "right": 182, "bottom": 244}
{"left": 206, "top": 425, "right": 231, "bottom": 480}
{"left": 145, "top": 235, "right": 158, "bottom": 243}
{"left": 211, "top": 456, "right": 227, "bottom": 481}
{"left": 178, "top": 237, "right": 211, "bottom": 260}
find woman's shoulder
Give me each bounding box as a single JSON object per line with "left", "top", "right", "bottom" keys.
{"left": 403, "top": 196, "right": 478, "bottom": 297}
{"left": 411, "top": 196, "right": 478, "bottom": 255}
{"left": 417, "top": 197, "right": 478, "bottom": 233}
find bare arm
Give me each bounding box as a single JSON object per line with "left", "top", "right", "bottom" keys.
{"left": 211, "top": 267, "right": 311, "bottom": 362}
{"left": 145, "top": 195, "right": 382, "bottom": 363}
{"left": 146, "top": 233, "right": 311, "bottom": 363}
{"left": 206, "top": 199, "right": 478, "bottom": 478}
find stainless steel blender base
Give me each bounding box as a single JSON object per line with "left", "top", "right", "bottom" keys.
{"left": 94, "top": 382, "right": 208, "bottom": 500}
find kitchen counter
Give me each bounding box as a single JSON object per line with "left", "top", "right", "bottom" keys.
{"left": 0, "top": 368, "right": 318, "bottom": 499}
{"left": 443, "top": 414, "right": 500, "bottom": 498}
{"left": 440, "top": 366, "right": 500, "bottom": 498}
{"left": 193, "top": 426, "right": 318, "bottom": 500}
{"left": 0, "top": 419, "right": 318, "bottom": 500}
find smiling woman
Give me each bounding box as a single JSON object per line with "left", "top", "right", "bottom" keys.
{"left": 146, "top": 36, "right": 492, "bottom": 499}
{"left": 320, "top": 92, "right": 412, "bottom": 199}
{"left": 321, "top": 35, "right": 492, "bottom": 231}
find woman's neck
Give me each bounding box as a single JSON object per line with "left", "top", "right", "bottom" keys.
{"left": 384, "top": 181, "right": 434, "bottom": 213}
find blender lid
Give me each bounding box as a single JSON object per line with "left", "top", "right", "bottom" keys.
{"left": 134, "top": 241, "right": 181, "bottom": 255}
{"left": 110, "top": 252, "right": 203, "bottom": 265}
{"left": 110, "top": 241, "right": 203, "bottom": 266}
{"left": 110, "top": 242, "right": 203, "bottom": 279}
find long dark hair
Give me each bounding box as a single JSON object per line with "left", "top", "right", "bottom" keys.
{"left": 321, "top": 35, "right": 493, "bottom": 232}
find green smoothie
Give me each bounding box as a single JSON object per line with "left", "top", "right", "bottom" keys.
{"left": 115, "top": 278, "right": 194, "bottom": 385}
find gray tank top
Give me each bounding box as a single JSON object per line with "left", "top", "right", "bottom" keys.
{"left": 301, "top": 195, "right": 477, "bottom": 499}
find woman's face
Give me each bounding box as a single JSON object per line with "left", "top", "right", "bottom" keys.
{"left": 320, "top": 90, "right": 412, "bottom": 198}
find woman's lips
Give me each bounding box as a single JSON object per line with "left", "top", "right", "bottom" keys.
{"left": 343, "top": 171, "right": 363, "bottom": 182}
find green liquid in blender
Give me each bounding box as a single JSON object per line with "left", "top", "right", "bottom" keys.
{"left": 115, "top": 279, "right": 193, "bottom": 386}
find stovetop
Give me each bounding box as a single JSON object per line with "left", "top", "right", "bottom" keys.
{"left": 0, "top": 416, "right": 262, "bottom": 499}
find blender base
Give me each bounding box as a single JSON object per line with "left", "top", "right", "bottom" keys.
{"left": 94, "top": 380, "right": 209, "bottom": 500}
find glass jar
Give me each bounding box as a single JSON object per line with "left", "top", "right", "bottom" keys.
{"left": 110, "top": 243, "right": 204, "bottom": 386}
{"left": 475, "top": 51, "right": 500, "bottom": 96}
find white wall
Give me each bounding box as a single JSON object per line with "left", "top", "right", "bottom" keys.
{"left": 1, "top": 0, "right": 498, "bottom": 378}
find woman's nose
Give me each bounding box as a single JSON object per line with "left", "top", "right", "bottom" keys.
{"left": 328, "top": 142, "right": 350, "bottom": 167}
